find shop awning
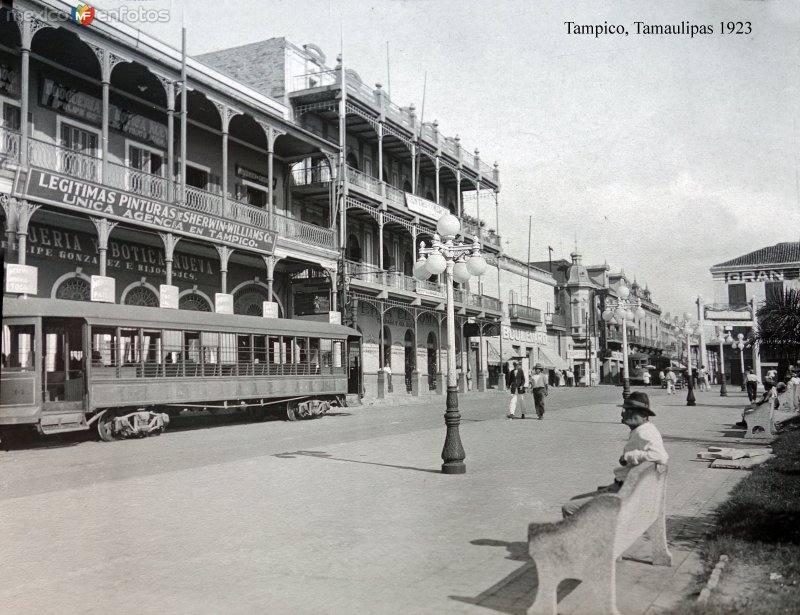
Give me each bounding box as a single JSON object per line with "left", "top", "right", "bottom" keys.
{"left": 484, "top": 337, "right": 520, "bottom": 362}
{"left": 537, "top": 347, "right": 570, "bottom": 371}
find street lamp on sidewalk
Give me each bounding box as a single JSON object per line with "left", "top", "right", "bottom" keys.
{"left": 601, "top": 283, "right": 645, "bottom": 400}
{"left": 717, "top": 328, "right": 734, "bottom": 397}
{"left": 414, "top": 213, "right": 486, "bottom": 475}
{"left": 679, "top": 313, "right": 699, "bottom": 406}
{"left": 732, "top": 333, "right": 747, "bottom": 392}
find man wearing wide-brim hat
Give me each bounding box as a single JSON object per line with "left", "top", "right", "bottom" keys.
{"left": 529, "top": 362, "right": 549, "bottom": 420}
{"left": 562, "top": 391, "right": 668, "bottom": 517}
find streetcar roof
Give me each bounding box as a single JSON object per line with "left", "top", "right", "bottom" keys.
{"left": 2, "top": 297, "right": 360, "bottom": 338}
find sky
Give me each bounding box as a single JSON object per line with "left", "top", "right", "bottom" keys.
{"left": 109, "top": 0, "right": 800, "bottom": 317}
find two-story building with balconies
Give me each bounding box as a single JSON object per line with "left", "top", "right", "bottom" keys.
{"left": 134, "top": 34, "right": 502, "bottom": 397}
{"left": 2, "top": 0, "right": 344, "bottom": 327}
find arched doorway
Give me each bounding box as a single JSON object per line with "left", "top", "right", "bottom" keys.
{"left": 382, "top": 325, "right": 392, "bottom": 392}
{"left": 403, "top": 252, "right": 413, "bottom": 277}
{"left": 346, "top": 152, "right": 359, "bottom": 170}
{"left": 346, "top": 234, "right": 362, "bottom": 262}
{"left": 404, "top": 329, "right": 415, "bottom": 393}
{"left": 403, "top": 179, "right": 412, "bottom": 193}
{"left": 383, "top": 245, "right": 392, "bottom": 270}
{"left": 427, "top": 331, "right": 438, "bottom": 391}
{"left": 348, "top": 325, "right": 363, "bottom": 396}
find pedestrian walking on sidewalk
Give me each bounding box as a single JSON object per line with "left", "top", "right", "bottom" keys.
{"left": 666, "top": 369, "right": 676, "bottom": 395}
{"left": 507, "top": 361, "right": 526, "bottom": 419}
{"left": 745, "top": 369, "right": 759, "bottom": 402}
{"left": 530, "top": 362, "right": 549, "bottom": 419}
{"left": 562, "top": 391, "right": 668, "bottom": 517}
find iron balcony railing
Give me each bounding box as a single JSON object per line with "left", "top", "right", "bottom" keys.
{"left": 1, "top": 127, "right": 21, "bottom": 167}
{"left": 509, "top": 303, "right": 543, "bottom": 324}
{"left": 346, "top": 165, "right": 384, "bottom": 195}
{"left": 26, "top": 138, "right": 336, "bottom": 251}
{"left": 290, "top": 165, "right": 333, "bottom": 186}
{"left": 545, "top": 313, "right": 567, "bottom": 328}
{"left": 344, "top": 260, "right": 418, "bottom": 292}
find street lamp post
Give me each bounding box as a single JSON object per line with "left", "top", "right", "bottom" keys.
{"left": 601, "top": 283, "right": 645, "bottom": 400}
{"left": 732, "top": 333, "right": 747, "bottom": 391}
{"left": 414, "top": 213, "right": 486, "bottom": 475}
{"left": 680, "top": 313, "right": 698, "bottom": 406}
{"left": 717, "top": 329, "right": 734, "bottom": 397}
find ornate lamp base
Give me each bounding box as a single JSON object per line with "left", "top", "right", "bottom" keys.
{"left": 441, "top": 386, "right": 466, "bottom": 474}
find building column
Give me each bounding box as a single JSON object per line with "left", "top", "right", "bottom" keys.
{"left": 477, "top": 324, "right": 486, "bottom": 391}
{"left": 261, "top": 255, "right": 282, "bottom": 302}
{"left": 13, "top": 10, "right": 50, "bottom": 167}
{"left": 377, "top": 122, "right": 384, "bottom": 198}
{"left": 158, "top": 76, "right": 176, "bottom": 203}
{"left": 159, "top": 232, "right": 181, "bottom": 285}
{"left": 325, "top": 266, "right": 338, "bottom": 312}
{"left": 697, "top": 295, "right": 707, "bottom": 370}
{"left": 456, "top": 169, "right": 462, "bottom": 217}
{"left": 15, "top": 200, "right": 40, "bottom": 266}
{"left": 435, "top": 157, "right": 441, "bottom": 205}
{"left": 216, "top": 245, "right": 233, "bottom": 294}
{"left": 411, "top": 314, "right": 420, "bottom": 396}
{"left": 378, "top": 211, "right": 385, "bottom": 269}
{"left": 410, "top": 142, "right": 417, "bottom": 195}
{"left": 92, "top": 218, "right": 118, "bottom": 276}
{"left": 88, "top": 46, "right": 126, "bottom": 184}
{"left": 2, "top": 195, "right": 19, "bottom": 261}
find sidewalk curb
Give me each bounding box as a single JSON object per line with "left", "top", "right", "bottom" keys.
{"left": 697, "top": 554, "right": 729, "bottom": 603}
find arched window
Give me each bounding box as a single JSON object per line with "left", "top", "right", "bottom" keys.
{"left": 234, "top": 284, "right": 271, "bottom": 316}
{"left": 124, "top": 286, "right": 159, "bottom": 307}
{"left": 346, "top": 152, "right": 359, "bottom": 170}
{"left": 55, "top": 277, "right": 91, "bottom": 301}
{"left": 180, "top": 293, "right": 212, "bottom": 312}
{"left": 403, "top": 179, "right": 412, "bottom": 193}
{"left": 403, "top": 252, "right": 413, "bottom": 276}
{"left": 426, "top": 191, "right": 435, "bottom": 202}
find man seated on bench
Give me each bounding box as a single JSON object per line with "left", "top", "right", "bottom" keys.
{"left": 562, "top": 391, "right": 668, "bottom": 518}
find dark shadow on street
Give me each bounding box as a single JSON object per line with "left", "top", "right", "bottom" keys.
{"left": 271, "top": 449, "right": 441, "bottom": 474}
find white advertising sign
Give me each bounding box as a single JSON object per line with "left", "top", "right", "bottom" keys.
{"left": 160, "top": 284, "right": 179, "bottom": 309}
{"left": 5, "top": 264, "right": 38, "bottom": 295}
{"left": 262, "top": 301, "right": 279, "bottom": 318}
{"left": 328, "top": 311, "right": 342, "bottom": 325}
{"left": 215, "top": 293, "right": 234, "bottom": 314}
{"left": 501, "top": 325, "right": 547, "bottom": 346}
{"left": 405, "top": 193, "right": 449, "bottom": 221}
{"left": 90, "top": 275, "right": 115, "bottom": 303}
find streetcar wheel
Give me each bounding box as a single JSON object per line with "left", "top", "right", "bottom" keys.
{"left": 96, "top": 411, "right": 118, "bottom": 442}
{"left": 286, "top": 401, "right": 299, "bottom": 421}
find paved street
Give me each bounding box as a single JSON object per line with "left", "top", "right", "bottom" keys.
{"left": 1, "top": 386, "right": 759, "bottom": 614}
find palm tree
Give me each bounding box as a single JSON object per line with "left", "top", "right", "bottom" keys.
{"left": 754, "top": 288, "right": 800, "bottom": 372}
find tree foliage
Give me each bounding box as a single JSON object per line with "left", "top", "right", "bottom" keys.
{"left": 755, "top": 288, "right": 800, "bottom": 361}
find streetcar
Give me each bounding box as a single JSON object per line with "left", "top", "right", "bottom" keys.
{"left": 1, "top": 296, "right": 361, "bottom": 441}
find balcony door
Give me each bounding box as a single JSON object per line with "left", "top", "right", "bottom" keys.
{"left": 128, "top": 143, "right": 165, "bottom": 199}
{"left": 59, "top": 120, "right": 99, "bottom": 181}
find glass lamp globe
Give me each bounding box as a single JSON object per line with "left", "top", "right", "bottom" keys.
{"left": 425, "top": 252, "right": 447, "bottom": 275}
{"left": 466, "top": 253, "right": 487, "bottom": 276}
{"left": 635, "top": 306, "right": 646, "bottom": 319}
{"left": 618, "top": 285, "right": 630, "bottom": 300}
{"left": 602, "top": 309, "right": 613, "bottom": 322}
{"left": 413, "top": 258, "right": 430, "bottom": 281}
{"left": 737, "top": 333, "right": 745, "bottom": 342}
{"left": 452, "top": 261, "right": 471, "bottom": 283}
{"left": 436, "top": 213, "right": 461, "bottom": 238}
{"left": 725, "top": 334, "right": 734, "bottom": 344}
{"left": 614, "top": 307, "right": 625, "bottom": 320}
{"left": 625, "top": 309, "right": 634, "bottom": 321}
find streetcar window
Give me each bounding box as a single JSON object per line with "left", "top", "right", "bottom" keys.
{"left": 142, "top": 330, "right": 162, "bottom": 363}
{"left": 320, "top": 339, "right": 332, "bottom": 369}
{"left": 309, "top": 338, "right": 321, "bottom": 372}
{"left": 219, "top": 333, "right": 236, "bottom": 364}
{"left": 201, "top": 331, "right": 218, "bottom": 364}
{"left": 92, "top": 327, "right": 117, "bottom": 366}
{"left": 333, "top": 341, "right": 344, "bottom": 369}
{"left": 184, "top": 331, "right": 200, "bottom": 364}
{"left": 163, "top": 330, "right": 182, "bottom": 364}
{"left": 253, "top": 335, "right": 267, "bottom": 364}
{"left": 2, "top": 324, "right": 35, "bottom": 370}
{"left": 119, "top": 329, "right": 140, "bottom": 364}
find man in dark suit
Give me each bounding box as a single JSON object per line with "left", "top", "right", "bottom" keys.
{"left": 507, "top": 360, "right": 527, "bottom": 419}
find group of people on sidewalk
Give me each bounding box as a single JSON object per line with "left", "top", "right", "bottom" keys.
{"left": 506, "top": 361, "right": 549, "bottom": 420}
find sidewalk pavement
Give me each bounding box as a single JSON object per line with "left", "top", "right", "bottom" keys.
{"left": 1, "top": 386, "right": 763, "bottom": 614}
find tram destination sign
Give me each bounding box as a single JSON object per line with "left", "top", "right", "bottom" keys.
{"left": 26, "top": 169, "right": 278, "bottom": 255}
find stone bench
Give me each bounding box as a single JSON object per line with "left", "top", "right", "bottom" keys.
{"left": 527, "top": 462, "right": 672, "bottom": 615}
{"left": 743, "top": 401, "right": 774, "bottom": 439}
